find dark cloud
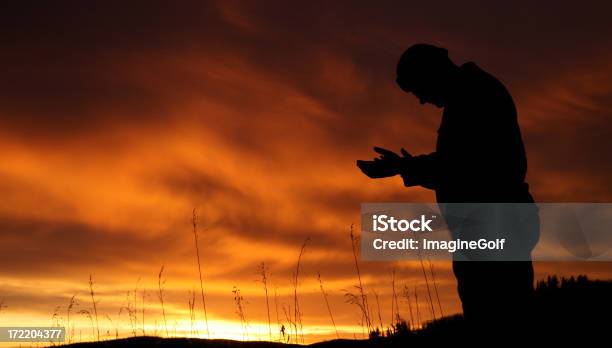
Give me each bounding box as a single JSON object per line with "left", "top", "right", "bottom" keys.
{"left": 2, "top": 1, "right": 610, "bottom": 199}
{"left": 0, "top": 216, "right": 182, "bottom": 277}
{"left": 2, "top": 1, "right": 611, "bottom": 137}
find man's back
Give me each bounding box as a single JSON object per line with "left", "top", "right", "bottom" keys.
{"left": 435, "top": 62, "right": 531, "bottom": 203}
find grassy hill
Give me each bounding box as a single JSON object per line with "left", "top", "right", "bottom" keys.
{"left": 58, "top": 275, "right": 612, "bottom": 347}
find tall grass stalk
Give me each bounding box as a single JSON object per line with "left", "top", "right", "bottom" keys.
{"left": 414, "top": 285, "right": 421, "bottom": 328}
{"left": 117, "top": 306, "right": 125, "bottom": 339}
{"left": 282, "top": 304, "right": 292, "bottom": 343}
{"left": 317, "top": 272, "right": 339, "bottom": 339}
{"left": 402, "top": 285, "right": 415, "bottom": 330}
{"left": 343, "top": 290, "right": 367, "bottom": 334}
{"left": 105, "top": 314, "right": 118, "bottom": 339}
{"left": 416, "top": 250, "right": 436, "bottom": 321}
{"left": 51, "top": 305, "right": 61, "bottom": 327}
{"left": 274, "top": 287, "right": 281, "bottom": 341}
{"left": 141, "top": 288, "right": 146, "bottom": 336}
{"left": 78, "top": 309, "right": 94, "bottom": 341}
{"left": 66, "top": 295, "right": 77, "bottom": 343}
{"left": 373, "top": 290, "right": 383, "bottom": 331}
{"left": 349, "top": 224, "right": 372, "bottom": 331}
{"left": 125, "top": 291, "right": 136, "bottom": 336}
{"left": 258, "top": 262, "right": 272, "bottom": 341}
{"left": 157, "top": 265, "right": 169, "bottom": 337}
{"left": 192, "top": 208, "right": 210, "bottom": 337}
{"left": 428, "top": 259, "right": 444, "bottom": 317}
{"left": 88, "top": 275, "right": 100, "bottom": 341}
{"left": 232, "top": 286, "right": 248, "bottom": 340}
{"left": 293, "top": 237, "right": 309, "bottom": 343}
{"left": 133, "top": 278, "right": 140, "bottom": 335}
{"left": 391, "top": 267, "right": 400, "bottom": 326}
{"left": 188, "top": 289, "right": 196, "bottom": 335}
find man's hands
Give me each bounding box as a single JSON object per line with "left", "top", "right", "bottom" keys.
{"left": 357, "top": 147, "right": 412, "bottom": 179}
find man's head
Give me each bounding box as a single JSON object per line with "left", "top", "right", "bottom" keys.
{"left": 396, "top": 44, "right": 458, "bottom": 107}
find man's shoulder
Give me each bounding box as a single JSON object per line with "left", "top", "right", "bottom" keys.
{"left": 446, "top": 62, "right": 516, "bottom": 122}
{"left": 459, "top": 62, "right": 496, "bottom": 84}
{"left": 458, "top": 62, "right": 511, "bottom": 100}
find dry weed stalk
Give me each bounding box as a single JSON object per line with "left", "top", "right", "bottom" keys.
{"left": 258, "top": 262, "right": 272, "bottom": 341}
{"left": 343, "top": 289, "right": 370, "bottom": 335}
{"left": 51, "top": 305, "right": 61, "bottom": 327}
{"left": 391, "top": 267, "right": 400, "bottom": 325}
{"left": 293, "top": 237, "right": 309, "bottom": 343}
{"left": 192, "top": 208, "right": 210, "bottom": 337}
{"left": 66, "top": 295, "right": 78, "bottom": 343}
{"left": 77, "top": 309, "right": 94, "bottom": 340}
{"left": 414, "top": 285, "right": 421, "bottom": 328}
{"left": 282, "top": 303, "right": 292, "bottom": 343}
{"left": 157, "top": 265, "right": 169, "bottom": 337}
{"left": 133, "top": 278, "right": 141, "bottom": 335}
{"left": 373, "top": 290, "right": 383, "bottom": 331}
{"left": 188, "top": 289, "right": 196, "bottom": 335}
{"left": 416, "top": 250, "right": 436, "bottom": 321}
{"left": 105, "top": 314, "right": 118, "bottom": 339}
{"left": 349, "top": 224, "right": 372, "bottom": 331}
{"left": 274, "top": 287, "right": 281, "bottom": 341}
{"left": 141, "top": 288, "right": 146, "bottom": 336}
{"left": 88, "top": 275, "right": 100, "bottom": 341}
{"left": 232, "top": 286, "right": 248, "bottom": 340}
{"left": 125, "top": 291, "right": 137, "bottom": 336}
{"left": 402, "top": 284, "right": 415, "bottom": 330}
{"left": 317, "top": 272, "right": 339, "bottom": 339}
{"left": 428, "top": 259, "right": 444, "bottom": 317}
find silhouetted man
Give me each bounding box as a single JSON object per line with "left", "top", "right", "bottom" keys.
{"left": 357, "top": 44, "right": 539, "bottom": 332}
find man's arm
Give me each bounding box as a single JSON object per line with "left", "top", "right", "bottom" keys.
{"left": 400, "top": 152, "right": 439, "bottom": 190}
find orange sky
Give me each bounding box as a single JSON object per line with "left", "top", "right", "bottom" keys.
{"left": 0, "top": 0, "right": 611, "bottom": 344}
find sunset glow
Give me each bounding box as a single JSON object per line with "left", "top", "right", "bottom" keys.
{"left": 0, "top": 1, "right": 611, "bottom": 346}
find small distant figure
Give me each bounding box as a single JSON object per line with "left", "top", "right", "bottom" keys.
{"left": 357, "top": 44, "right": 539, "bottom": 332}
